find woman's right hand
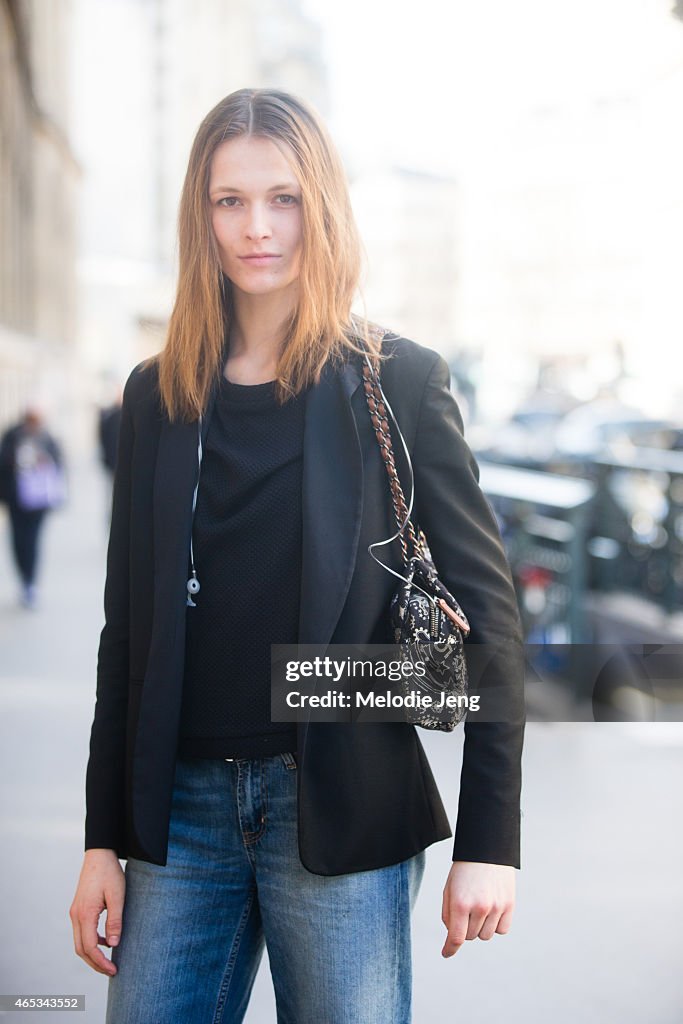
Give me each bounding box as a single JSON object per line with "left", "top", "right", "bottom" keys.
{"left": 69, "top": 850, "right": 126, "bottom": 976}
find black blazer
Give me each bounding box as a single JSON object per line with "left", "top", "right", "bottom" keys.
{"left": 85, "top": 331, "right": 526, "bottom": 875}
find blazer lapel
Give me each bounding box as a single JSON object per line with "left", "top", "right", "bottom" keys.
{"left": 298, "top": 357, "right": 364, "bottom": 645}
{"left": 147, "top": 413, "right": 199, "bottom": 691}
{"left": 135, "top": 409, "right": 201, "bottom": 850}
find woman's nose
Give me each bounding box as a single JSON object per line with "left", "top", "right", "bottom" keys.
{"left": 245, "top": 203, "right": 272, "bottom": 239}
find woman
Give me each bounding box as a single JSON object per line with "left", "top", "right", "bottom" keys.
{"left": 69, "top": 88, "right": 526, "bottom": 1023}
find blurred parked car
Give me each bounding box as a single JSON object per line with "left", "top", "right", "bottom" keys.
{"left": 552, "top": 400, "right": 675, "bottom": 462}
{"left": 472, "top": 394, "right": 682, "bottom": 471}
{"left": 470, "top": 392, "right": 578, "bottom": 466}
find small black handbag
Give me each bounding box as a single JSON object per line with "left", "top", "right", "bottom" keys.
{"left": 361, "top": 340, "right": 471, "bottom": 731}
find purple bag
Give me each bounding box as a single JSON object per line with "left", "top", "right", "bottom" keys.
{"left": 16, "top": 458, "right": 67, "bottom": 511}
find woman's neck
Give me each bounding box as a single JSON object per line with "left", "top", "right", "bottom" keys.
{"left": 225, "top": 284, "right": 297, "bottom": 383}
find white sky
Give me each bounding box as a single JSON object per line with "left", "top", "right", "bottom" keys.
{"left": 302, "top": 0, "right": 683, "bottom": 173}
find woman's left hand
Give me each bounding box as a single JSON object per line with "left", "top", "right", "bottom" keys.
{"left": 441, "top": 860, "right": 516, "bottom": 957}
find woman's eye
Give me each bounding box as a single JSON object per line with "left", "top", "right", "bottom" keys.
{"left": 216, "top": 195, "right": 298, "bottom": 208}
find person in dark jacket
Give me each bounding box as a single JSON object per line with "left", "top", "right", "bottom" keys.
{"left": 97, "top": 391, "right": 122, "bottom": 524}
{"left": 98, "top": 396, "right": 122, "bottom": 475}
{"left": 69, "top": 88, "right": 526, "bottom": 1024}
{"left": 0, "top": 404, "right": 65, "bottom": 609}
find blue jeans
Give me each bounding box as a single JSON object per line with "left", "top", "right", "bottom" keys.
{"left": 106, "top": 753, "right": 426, "bottom": 1023}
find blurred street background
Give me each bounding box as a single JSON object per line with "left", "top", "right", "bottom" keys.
{"left": 2, "top": 0, "right": 683, "bottom": 1019}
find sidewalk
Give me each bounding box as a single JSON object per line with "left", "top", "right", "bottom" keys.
{"left": 1, "top": 453, "right": 682, "bottom": 1022}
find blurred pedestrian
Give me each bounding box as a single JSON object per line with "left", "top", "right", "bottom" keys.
{"left": 98, "top": 395, "right": 122, "bottom": 475}
{"left": 97, "top": 391, "right": 122, "bottom": 523}
{"left": 0, "top": 404, "right": 67, "bottom": 608}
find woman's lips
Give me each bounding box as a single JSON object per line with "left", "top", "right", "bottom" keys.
{"left": 240, "top": 255, "right": 281, "bottom": 263}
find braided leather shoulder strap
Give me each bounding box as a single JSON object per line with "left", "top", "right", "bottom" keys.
{"left": 361, "top": 346, "right": 424, "bottom": 567}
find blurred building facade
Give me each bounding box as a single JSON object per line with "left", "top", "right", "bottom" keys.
{"left": 350, "top": 166, "right": 460, "bottom": 353}
{"left": 0, "top": 0, "right": 79, "bottom": 430}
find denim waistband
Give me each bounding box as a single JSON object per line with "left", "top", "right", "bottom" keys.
{"left": 222, "top": 751, "right": 297, "bottom": 770}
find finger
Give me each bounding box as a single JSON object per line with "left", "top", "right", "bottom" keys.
{"left": 478, "top": 907, "right": 501, "bottom": 941}
{"left": 71, "top": 912, "right": 99, "bottom": 971}
{"left": 74, "top": 921, "right": 113, "bottom": 976}
{"left": 80, "top": 914, "right": 117, "bottom": 976}
{"left": 466, "top": 907, "right": 488, "bottom": 941}
{"left": 82, "top": 938, "right": 116, "bottom": 975}
{"left": 441, "top": 886, "right": 449, "bottom": 929}
{"left": 104, "top": 898, "right": 123, "bottom": 949}
{"left": 496, "top": 905, "right": 514, "bottom": 935}
{"left": 442, "top": 906, "right": 469, "bottom": 958}
{"left": 71, "top": 915, "right": 84, "bottom": 960}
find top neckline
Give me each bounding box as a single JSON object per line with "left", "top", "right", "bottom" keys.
{"left": 222, "top": 376, "right": 276, "bottom": 387}
{"left": 218, "top": 374, "right": 278, "bottom": 405}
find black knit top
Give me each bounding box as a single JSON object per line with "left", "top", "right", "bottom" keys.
{"left": 177, "top": 373, "right": 306, "bottom": 759}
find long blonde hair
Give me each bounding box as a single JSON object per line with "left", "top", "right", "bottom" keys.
{"left": 147, "top": 87, "right": 389, "bottom": 422}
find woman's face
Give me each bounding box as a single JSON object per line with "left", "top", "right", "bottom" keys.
{"left": 208, "top": 135, "right": 303, "bottom": 299}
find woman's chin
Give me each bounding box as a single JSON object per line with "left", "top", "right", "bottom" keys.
{"left": 232, "top": 276, "right": 297, "bottom": 299}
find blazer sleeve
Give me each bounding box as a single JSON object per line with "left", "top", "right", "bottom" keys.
{"left": 411, "top": 352, "right": 526, "bottom": 869}
{"left": 84, "top": 372, "right": 136, "bottom": 854}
